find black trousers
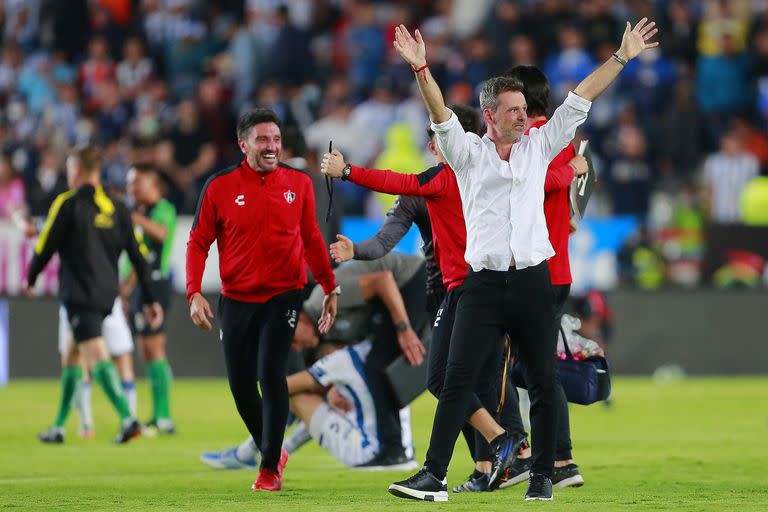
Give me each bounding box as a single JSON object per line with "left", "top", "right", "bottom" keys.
{"left": 426, "top": 282, "right": 501, "bottom": 463}
{"left": 365, "top": 264, "right": 428, "bottom": 456}
{"left": 498, "top": 283, "right": 573, "bottom": 461}
{"left": 424, "top": 262, "right": 559, "bottom": 479}
{"left": 218, "top": 290, "right": 302, "bottom": 471}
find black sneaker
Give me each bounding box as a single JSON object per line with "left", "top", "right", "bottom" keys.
{"left": 388, "top": 468, "right": 448, "bottom": 502}
{"left": 452, "top": 472, "right": 489, "bottom": 493}
{"left": 38, "top": 426, "right": 64, "bottom": 444}
{"left": 354, "top": 450, "right": 419, "bottom": 472}
{"left": 498, "top": 457, "right": 531, "bottom": 489}
{"left": 488, "top": 434, "right": 527, "bottom": 490}
{"left": 525, "top": 472, "right": 553, "bottom": 501}
{"left": 552, "top": 463, "right": 584, "bottom": 488}
{"left": 114, "top": 419, "right": 141, "bottom": 444}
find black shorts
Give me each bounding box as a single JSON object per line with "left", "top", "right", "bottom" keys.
{"left": 130, "top": 278, "right": 172, "bottom": 336}
{"left": 64, "top": 304, "right": 110, "bottom": 343}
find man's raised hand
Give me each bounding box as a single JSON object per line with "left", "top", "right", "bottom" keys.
{"left": 618, "top": 17, "right": 660, "bottom": 61}
{"left": 393, "top": 24, "right": 426, "bottom": 69}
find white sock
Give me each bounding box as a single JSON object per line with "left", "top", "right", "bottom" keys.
{"left": 75, "top": 381, "right": 94, "bottom": 432}
{"left": 283, "top": 423, "right": 311, "bottom": 454}
{"left": 122, "top": 381, "right": 137, "bottom": 417}
{"left": 236, "top": 435, "right": 259, "bottom": 462}
{"left": 518, "top": 387, "right": 531, "bottom": 432}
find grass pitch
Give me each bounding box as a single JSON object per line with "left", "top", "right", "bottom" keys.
{"left": 1, "top": 377, "right": 766, "bottom": 511}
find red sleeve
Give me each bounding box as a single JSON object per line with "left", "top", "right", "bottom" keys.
{"left": 349, "top": 165, "right": 447, "bottom": 198}
{"left": 544, "top": 164, "right": 575, "bottom": 193}
{"left": 186, "top": 183, "right": 217, "bottom": 303}
{"left": 545, "top": 144, "right": 577, "bottom": 193}
{"left": 300, "top": 178, "right": 336, "bottom": 295}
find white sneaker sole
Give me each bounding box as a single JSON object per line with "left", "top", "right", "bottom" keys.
{"left": 525, "top": 495, "right": 553, "bottom": 501}
{"left": 354, "top": 460, "right": 420, "bottom": 472}
{"left": 389, "top": 484, "right": 448, "bottom": 502}
{"left": 553, "top": 474, "right": 584, "bottom": 488}
{"left": 498, "top": 469, "right": 530, "bottom": 489}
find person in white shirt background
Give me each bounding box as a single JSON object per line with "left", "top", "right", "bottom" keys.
{"left": 386, "top": 18, "right": 660, "bottom": 503}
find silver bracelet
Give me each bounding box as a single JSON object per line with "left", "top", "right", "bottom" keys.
{"left": 612, "top": 53, "right": 628, "bottom": 66}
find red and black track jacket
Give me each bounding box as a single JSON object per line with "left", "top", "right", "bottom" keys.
{"left": 348, "top": 163, "right": 468, "bottom": 291}
{"left": 528, "top": 119, "right": 576, "bottom": 286}
{"left": 186, "top": 160, "right": 336, "bottom": 303}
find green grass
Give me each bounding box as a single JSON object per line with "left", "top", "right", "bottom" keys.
{"left": 1, "top": 377, "right": 766, "bottom": 511}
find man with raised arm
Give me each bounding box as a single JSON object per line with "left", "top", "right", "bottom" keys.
{"left": 385, "top": 19, "right": 659, "bottom": 502}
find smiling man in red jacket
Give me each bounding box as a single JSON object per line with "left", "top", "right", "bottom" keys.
{"left": 186, "top": 108, "right": 338, "bottom": 492}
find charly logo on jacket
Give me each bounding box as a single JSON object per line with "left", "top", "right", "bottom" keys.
{"left": 284, "top": 190, "right": 296, "bottom": 204}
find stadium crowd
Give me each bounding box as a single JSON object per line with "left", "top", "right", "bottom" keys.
{"left": 0, "top": 0, "right": 767, "bottom": 288}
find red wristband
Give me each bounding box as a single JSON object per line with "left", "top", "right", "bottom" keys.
{"left": 411, "top": 63, "right": 428, "bottom": 73}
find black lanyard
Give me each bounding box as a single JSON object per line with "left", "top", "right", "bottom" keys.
{"left": 325, "top": 140, "right": 334, "bottom": 222}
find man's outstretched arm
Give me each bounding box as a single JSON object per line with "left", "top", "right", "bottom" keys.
{"left": 573, "top": 18, "right": 659, "bottom": 101}
{"left": 393, "top": 25, "right": 450, "bottom": 124}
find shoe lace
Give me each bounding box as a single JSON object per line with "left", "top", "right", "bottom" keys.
{"left": 406, "top": 468, "right": 431, "bottom": 484}
{"left": 528, "top": 473, "right": 548, "bottom": 493}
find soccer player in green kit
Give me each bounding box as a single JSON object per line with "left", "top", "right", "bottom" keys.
{"left": 124, "top": 163, "right": 177, "bottom": 433}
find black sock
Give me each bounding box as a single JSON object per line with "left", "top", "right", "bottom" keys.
{"left": 425, "top": 463, "right": 446, "bottom": 481}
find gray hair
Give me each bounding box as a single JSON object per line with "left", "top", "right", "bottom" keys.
{"left": 479, "top": 76, "right": 525, "bottom": 112}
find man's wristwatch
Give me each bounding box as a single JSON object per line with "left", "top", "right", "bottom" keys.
{"left": 341, "top": 164, "right": 352, "bottom": 181}
{"left": 395, "top": 321, "right": 410, "bottom": 332}
{"left": 330, "top": 285, "right": 342, "bottom": 296}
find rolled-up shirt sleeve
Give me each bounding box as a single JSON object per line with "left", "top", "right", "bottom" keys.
{"left": 532, "top": 92, "right": 592, "bottom": 163}
{"left": 430, "top": 110, "right": 477, "bottom": 175}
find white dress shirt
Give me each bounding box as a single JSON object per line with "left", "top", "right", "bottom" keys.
{"left": 431, "top": 91, "right": 592, "bottom": 272}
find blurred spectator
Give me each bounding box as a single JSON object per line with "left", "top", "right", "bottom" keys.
{"left": 116, "top": 36, "right": 154, "bottom": 101}
{"left": 577, "top": 0, "right": 617, "bottom": 52}
{"left": 543, "top": 24, "right": 597, "bottom": 103}
{"left": 507, "top": 34, "right": 537, "bottom": 68}
{"left": 350, "top": 77, "right": 398, "bottom": 143}
{"left": 95, "top": 81, "right": 131, "bottom": 143}
{"left": 253, "top": 80, "right": 296, "bottom": 127}
{"left": 197, "top": 75, "right": 237, "bottom": 166}
{"left": 695, "top": 33, "right": 751, "bottom": 145}
{"left": 246, "top": 0, "right": 282, "bottom": 47}
{"left": 226, "top": 22, "right": 265, "bottom": 108}
{"left": 731, "top": 118, "right": 768, "bottom": 169}
{"left": 487, "top": 0, "right": 527, "bottom": 72}
{"left": 605, "top": 121, "right": 654, "bottom": 219}
{"left": 17, "top": 53, "right": 56, "bottom": 115}
{"left": 697, "top": 0, "right": 749, "bottom": 56}
{"left": 0, "top": 152, "right": 26, "bottom": 221}
{"left": 305, "top": 98, "right": 377, "bottom": 169}
{"left": 24, "top": 146, "right": 66, "bottom": 217}
{"left": 43, "top": 0, "right": 90, "bottom": 60}
{"left": 658, "top": 77, "right": 704, "bottom": 180}
{"left": 344, "top": 0, "right": 385, "bottom": 97}
{"left": 156, "top": 98, "right": 215, "bottom": 211}
{"left": 80, "top": 35, "right": 116, "bottom": 112}
{"left": 42, "top": 82, "right": 80, "bottom": 146}
{"left": 619, "top": 48, "right": 677, "bottom": 123}
{"left": 702, "top": 129, "right": 759, "bottom": 224}
{"left": 0, "top": 43, "right": 23, "bottom": 97}
{"left": 661, "top": 0, "right": 698, "bottom": 65}
{"left": 266, "top": 5, "right": 315, "bottom": 86}
{"left": 3, "top": 0, "right": 41, "bottom": 50}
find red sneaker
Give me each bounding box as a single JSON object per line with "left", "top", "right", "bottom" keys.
{"left": 278, "top": 448, "right": 289, "bottom": 478}
{"left": 252, "top": 469, "right": 281, "bottom": 491}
